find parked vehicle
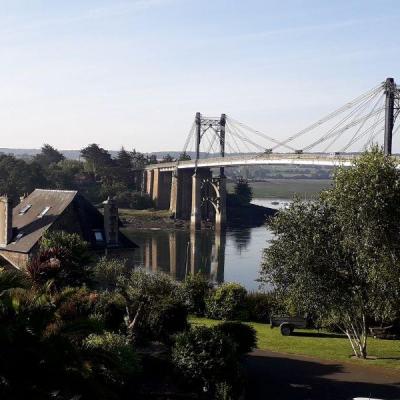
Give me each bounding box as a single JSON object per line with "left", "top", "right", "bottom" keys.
{"left": 270, "top": 315, "right": 307, "bottom": 336}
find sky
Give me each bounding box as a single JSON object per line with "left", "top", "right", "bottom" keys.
{"left": 0, "top": 0, "right": 399, "bottom": 152}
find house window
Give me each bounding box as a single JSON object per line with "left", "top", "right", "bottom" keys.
{"left": 19, "top": 204, "right": 32, "bottom": 215}
{"left": 37, "top": 206, "right": 51, "bottom": 218}
{"left": 94, "top": 231, "right": 104, "bottom": 242}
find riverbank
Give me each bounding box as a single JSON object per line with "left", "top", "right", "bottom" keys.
{"left": 120, "top": 202, "right": 276, "bottom": 230}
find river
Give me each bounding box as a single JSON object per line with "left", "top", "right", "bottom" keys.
{"left": 124, "top": 198, "right": 289, "bottom": 291}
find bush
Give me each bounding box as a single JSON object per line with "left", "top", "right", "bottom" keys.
{"left": 182, "top": 273, "right": 212, "bottom": 316}
{"left": 92, "top": 257, "right": 130, "bottom": 289}
{"left": 119, "top": 269, "right": 187, "bottom": 343}
{"left": 172, "top": 326, "right": 240, "bottom": 395}
{"left": 243, "top": 291, "right": 275, "bottom": 323}
{"left": 83, "top": 332, "right": 141, "bottom": 383}
{"left": 94, "top": 291, "right": 127, "bottom": 331}
{"left": 114, "top": 191, "right": 154, "bottom": 209}
{"left": 215, "top": 321, "right": 257, "bottom": 354}
{"left": 206, "top": 282, "right": 247, "bottom": 320}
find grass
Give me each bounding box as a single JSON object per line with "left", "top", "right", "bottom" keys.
{"left": 227, "top": 179, "right": 333, "bottom": 199}
{"left": 119, "top": 208, "right": 171, "bottom": 218}
{"left": 190, "top": 316, "right": 400, "bottom": 370}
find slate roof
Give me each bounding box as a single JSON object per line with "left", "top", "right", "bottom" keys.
{"left": 2, "top": 189, "right": 137, "bottom": 254}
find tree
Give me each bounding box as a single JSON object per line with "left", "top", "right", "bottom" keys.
{"left": 178, "top": 151, "right": 191, "bottom": 161}
{"left": 80, "top": 144, "right": 114, "bottom": 179}
{"left": 116, "top": 147, "right": 132, "bottom": 169}
{"left": 260, "top": 148, "right": 400, "bottom": 358}
{"left": 234, "top": 178, "right": 253, "bottom": 204}
{"left": 131, "top": 149, "right": 147, "bottom": 169}
{"left": 34, "top": 144, "right": 65, "bottom": 167}
{"left": 161, "top": 153, "right": 174, "bottom": 163}
{"left": 147, "top": 154, "right": 158, "bottom": 165}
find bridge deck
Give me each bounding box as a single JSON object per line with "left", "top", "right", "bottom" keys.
{"left": 145, "top": 153, "right": 384, "bottom": 171}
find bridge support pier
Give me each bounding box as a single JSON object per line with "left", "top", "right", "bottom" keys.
{"left": 190, "top": 172, "right": 202, "bottom": 230}
{"left": 214, "top": 175, "right": 227, "bottom": 231}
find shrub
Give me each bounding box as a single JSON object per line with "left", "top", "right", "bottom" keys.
{"left": 94, "top": 291, "right": 127, "bottom": 331}
{"left": 243, "top": 291, "right": 275, "bottom": 323}
{"left": 119, "top": 269, "right": 187, "bottom": 343}
{"left": 206, "top": 282, "right": 247, "bottom": 320}
{"left": 115, "top": 191, "right": 154, "bottom": 209}
{"left": 215, "top": 321, "right": 257, "bottom": 354}
{"left": 92, "top": 257, "right": 130, "bottom": 289}
{"left": 182, "top": 273, "right": 212, "bottom": 316}
{"left": 83, "top": 332, "right": 141, "bottom": 383}
{"left": 172, "top": 326, "right": 239, "bottom": 395}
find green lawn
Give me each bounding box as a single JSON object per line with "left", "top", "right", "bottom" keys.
{"left": 190, "top": 317, "right": 400, "bottom": 370}
{"left": 227, "top": 179, "right": 333, "bottom": 199}
{"left": 119, "top": 208, "right": 171, "bottom": 218}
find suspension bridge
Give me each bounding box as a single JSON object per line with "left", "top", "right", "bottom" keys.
{"left": 138, "top": 77, "right": 400, "bottom": 230}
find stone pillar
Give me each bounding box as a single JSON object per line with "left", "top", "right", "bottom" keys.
{"left": 215, "top": 176, "right": 227, "bottom": 231}
{"left": 170, "top": 170, "right": 179, "bottom": 217}
{"left": 146, "top": 170, "right": 154, "bottom": 198}
{"left": 190, "top": 172, "right": 202, "bottom": 230}
{"left": 144, "top": 238, "right": 151, "bottom": 269}
{"left": 103, "top": 197, "right": 119, "bottom": 247}
{"left": 0, "top": 196, "right": 12, "bottom": 247}
{"left": 152, "top": 168, "right": 160, "bottom": 205}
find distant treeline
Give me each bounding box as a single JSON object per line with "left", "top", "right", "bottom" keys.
{"left": 0, "top": 144, "right": 189, "bottom": 206}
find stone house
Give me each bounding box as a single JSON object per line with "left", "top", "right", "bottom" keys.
{"left": 0, "top": 189, "right": 137, "bottom": 270}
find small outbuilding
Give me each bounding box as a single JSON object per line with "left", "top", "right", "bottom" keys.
{"left": 0, "top": 189, "right": 137, "bottom": 269}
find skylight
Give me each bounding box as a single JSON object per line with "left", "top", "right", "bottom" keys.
{"left": 19, "top": 204, "right": 32, "bottom": 215}
{"left": 12, "top": 232, "right": 24, "bottom": 244}
{"left": 94, "top": 231, "right": 104, "bottom": 242}
{"left": 37, "top": 206, "right": 51, "bottom": 218}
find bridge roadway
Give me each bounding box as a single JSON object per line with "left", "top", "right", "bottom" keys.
{"left": 145, "top": 153, "right": 377, "bottom": 171}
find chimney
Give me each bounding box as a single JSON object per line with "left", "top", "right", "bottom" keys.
{"left": 0, "top": 196, "right": 12, "bottom": 247}
{"left": 103, "top": 197, "right": 119, "bottom": 247}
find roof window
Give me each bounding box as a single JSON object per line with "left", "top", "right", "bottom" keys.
{"left": 12, "top": 232, "right": 24, "bottom": 244}
{"left": 94, "top": 231, "right": 104, "bottom": 242}
{"left": 19, "top": 204, "right": 32, "bottom": 215}
{"left": 37, "top": 206, "right": 51, "bottom": 218}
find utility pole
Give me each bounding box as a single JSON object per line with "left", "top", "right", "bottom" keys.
{"left": 384, "top": 77, "right": 395, "bottom": 155}
{"left": 219, "top": 113, "right": 226, "bottom": 177}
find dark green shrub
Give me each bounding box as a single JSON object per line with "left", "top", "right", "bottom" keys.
{"left": 172, "top": 326, "right": 239, "bottom": 395}
{"left": 94, "top": 291, "right": 127, "bottom": 331}
{"left": 182, "top": 273, "right": 212, "bottom": 316}
{"left": 216, "top": 321, "right": 257, "bottom": 354}
{"left": 206, "top": 282, "right": 247, "bottom": 320}
{"left": 145, "top": 297, "right": 188, "bottom": 343}
{"left": 119, "top": 269, "right": 187, "bottom": 343}
{"left": 244, "top": 291, "right": 275, "bottom": 322}
{"left": 92, "top": 257, "right": 130, "bottom": 289}
{"left": 114, "top": 191, "right": 154, "bottom": 209}
{"left": 83, "top": 332, "right": 141, "bottom": 385}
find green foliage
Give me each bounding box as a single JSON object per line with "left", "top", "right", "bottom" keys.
{"left": 92, "top": 257, "right": 130, "bottom": 289}
{"left": 119, "top": 269, "right": 187, "bottom": 343}
{"left": 178, "top": 151, "right": 191, "bottom": 161}
{"left": 234, "top": 177, "right": 253, "bottom": 204}
{"left": 215, "top": 321, "right": 257, "bottom": 354}
{"left": 27, "top": 231, "right": 91, "bottom": 287}
{"left": 114, "top": 190, "right": 154, "bottom": 209}
{"left": 261, "top": 148, "right": 400, "bottom": 358}
{"left": 206, "top": 282, "right": 247, "bottom": 320}
{"left": 243, "top": 291, "right": 278, "bottom": 323}
{"left": 182, "top": 273, "right": 212, "bottom": 316}
{"left": 172, "top": 326, "right": 240, "bottom": 395}
{"left": 33, "top": 144, "right": 65, "bottom": 167}
{"left": 84, "top": 332, "right": 141, "bottom": 380}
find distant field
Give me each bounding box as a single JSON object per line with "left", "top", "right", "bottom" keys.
{"left": 228, "top": 179, "right": 333, "bottom": 199}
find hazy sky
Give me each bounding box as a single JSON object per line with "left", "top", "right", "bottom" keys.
{"left": 1, "top": 0, "right": 399, "bottom": 152}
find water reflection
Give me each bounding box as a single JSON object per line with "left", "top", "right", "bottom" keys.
{"left": 125, "top": 199, "right": 277, "bottom": 290}
{"left": 133, "top": 229, "right": 226, "bottom": 284}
